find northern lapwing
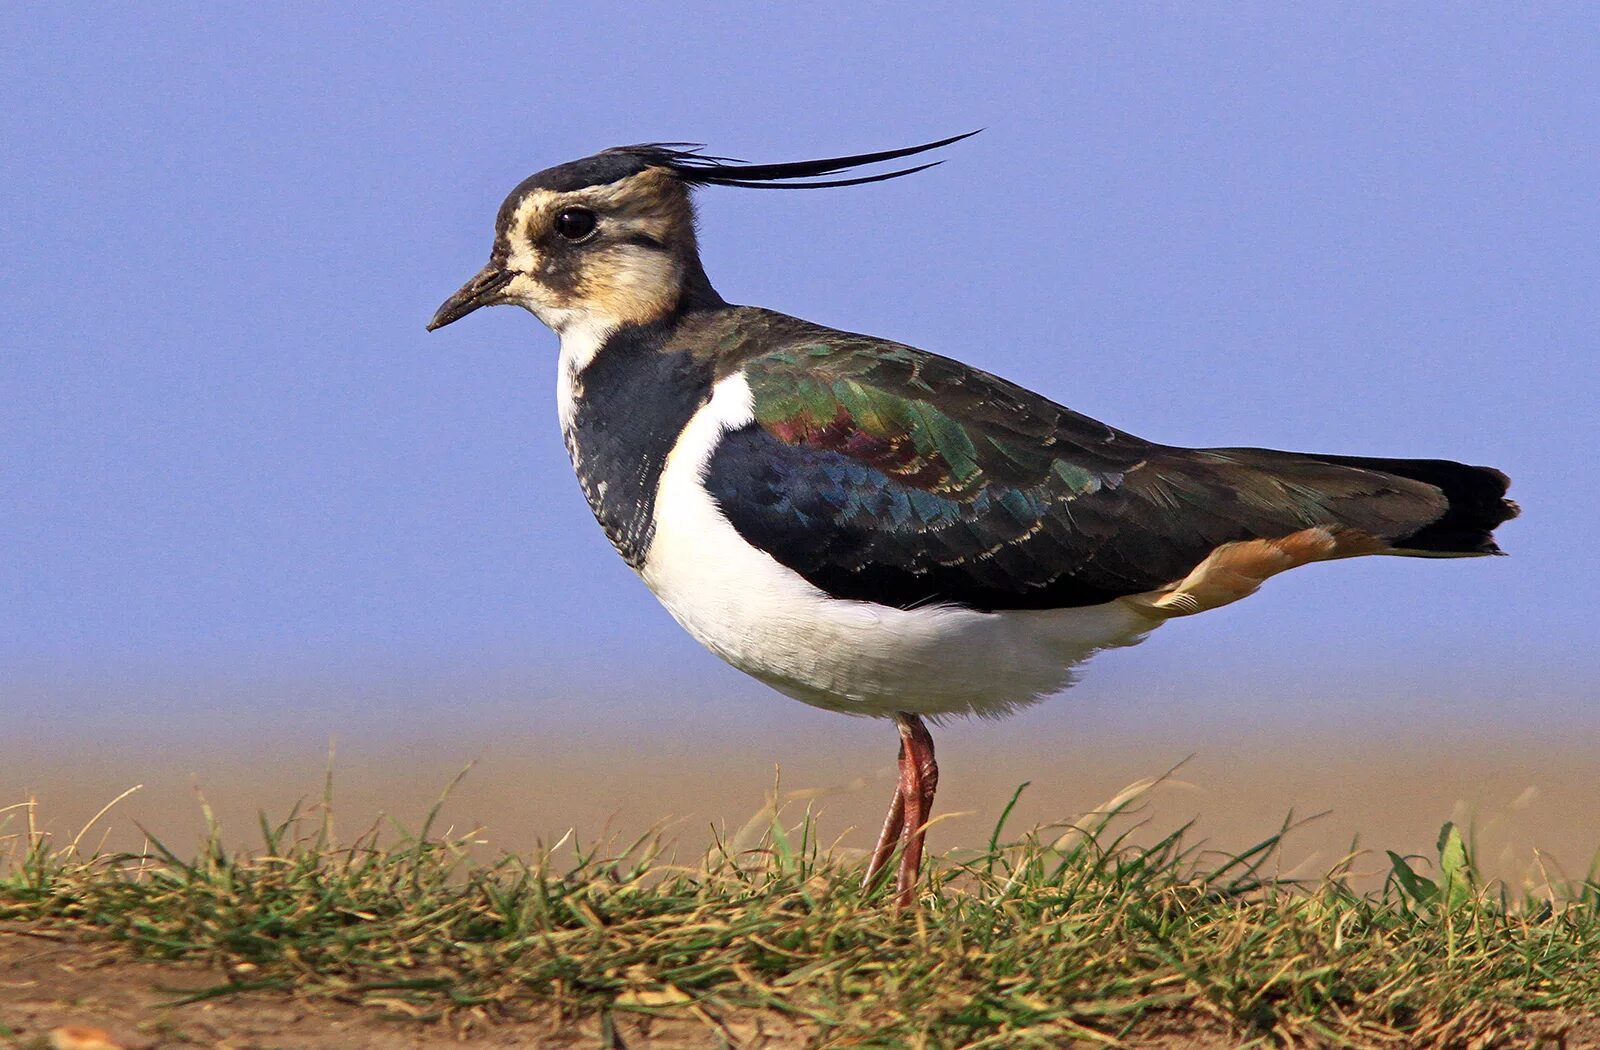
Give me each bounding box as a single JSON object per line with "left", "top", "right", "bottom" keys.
{"left": 428, "top": 134, "right": 1518, "bottom": 908}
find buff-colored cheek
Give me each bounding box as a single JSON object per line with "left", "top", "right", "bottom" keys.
{"left": 576, "top": 249, "right": 681, "bottom": 325}
{"left": 505, "top": 240, "right": 542, "bottom": 273}
{"left": 505, "top": 272, "right": 559, "bottom": 307}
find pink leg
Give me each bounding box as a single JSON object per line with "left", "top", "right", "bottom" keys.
{"left": 893, "top": 713, "right": 938, "bottom": 909}
{"left": 862, "top": 767, "right": 905, "bottom": 890}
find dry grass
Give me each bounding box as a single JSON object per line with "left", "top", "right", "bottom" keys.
{"left": 2, "top": 771, "right": 1598, "bottom": 1048}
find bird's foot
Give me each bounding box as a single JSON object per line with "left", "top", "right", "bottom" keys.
{"left": 862, "top": 715, "right": 938, "bottom": 909}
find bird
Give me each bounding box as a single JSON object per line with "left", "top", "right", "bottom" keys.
{"left": 427, "top": 133, "right": 1518, "bottom": 908}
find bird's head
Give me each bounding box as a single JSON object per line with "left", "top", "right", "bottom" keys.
{"left": 427, "top": 132, "right": 979, "bottom": 337}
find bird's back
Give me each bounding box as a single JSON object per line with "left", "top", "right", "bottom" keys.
{"left": 689, "top": 307, "right": 1517, "bottom": 615}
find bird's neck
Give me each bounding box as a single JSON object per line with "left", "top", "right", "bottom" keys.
{"left": 678, "top": 255, "right": 725, "bottom": 312}
{"left": 551, "top": 257, "right": 724, "bottom": 419}
{"left": 557, "top": 304, "right": 726, "bottom": 568}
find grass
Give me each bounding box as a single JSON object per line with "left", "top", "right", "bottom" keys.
{"left": 3, "top": 770, "right": 1599, "bottom": 1048}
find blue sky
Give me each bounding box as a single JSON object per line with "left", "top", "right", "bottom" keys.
{"left": 5, "top": 6, "right": 1597, "bottom": 749}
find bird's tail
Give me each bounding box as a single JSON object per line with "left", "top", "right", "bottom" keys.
{"left": 1306, "top": 453, "right": 1519, "bottom": 556}
{"left": 1129, "top": 447, "right": 1519, "bottom": 621}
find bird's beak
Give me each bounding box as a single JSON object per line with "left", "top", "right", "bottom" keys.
{"left": 427, "top": 263, "right": 515, "bottom": 332}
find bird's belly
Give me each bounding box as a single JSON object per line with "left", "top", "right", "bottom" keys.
{"left": 638, "top": 376, "right": 1160, "bottom": 719}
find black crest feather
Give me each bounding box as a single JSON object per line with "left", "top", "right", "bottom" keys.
{"left": 603, "top": 131, "right": 981, "bottom": 189}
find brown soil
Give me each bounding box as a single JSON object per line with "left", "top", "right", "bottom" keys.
{"left": 3, "top": 927, "right": 1596, "bottom": 1050}
{"left": 0, "top": 925, "right": 810, "bottom": 1050}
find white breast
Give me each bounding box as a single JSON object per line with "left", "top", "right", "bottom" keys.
{"left": 639, "top": 373, "right": 1163, "bottom": 720}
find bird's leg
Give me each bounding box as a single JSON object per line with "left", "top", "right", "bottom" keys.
{"left": 893, "top": 713, "right": 938, "bottom": 909}
{"left": 862, "top": 740, "right": 906, "bottom": 890}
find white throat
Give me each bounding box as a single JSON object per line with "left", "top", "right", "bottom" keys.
{"left": 554, "top": 316, "right": 617, "bottom": 434}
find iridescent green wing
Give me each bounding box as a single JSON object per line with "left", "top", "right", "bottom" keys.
{"left": 705, "top": 327, "right": 1461, "bottom": 611}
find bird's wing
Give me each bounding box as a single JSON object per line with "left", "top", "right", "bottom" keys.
{"left": 703, "top": 333, "right": 1453, "bottom": 611}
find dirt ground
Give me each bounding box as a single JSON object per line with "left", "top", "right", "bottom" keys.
{"left": 3, "top": 926, "right": 1597, "bottom": 1050}
{"left": 0, "top": 924, "right": 814, "bottom": 1049}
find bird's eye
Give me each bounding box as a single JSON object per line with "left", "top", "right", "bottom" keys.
{"left": 554, "top": 208, "right": 597, "bottom": 241}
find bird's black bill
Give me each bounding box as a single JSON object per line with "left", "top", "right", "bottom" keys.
{"left": 427, "top": 264, "right": 514, "bottom": 331}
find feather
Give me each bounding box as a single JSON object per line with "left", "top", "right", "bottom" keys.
{"left": 597, "top": 131, "right": 981, "bottom": 190}
{"left": 691, "top": 308, "right": 1516, "bottom": 613}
